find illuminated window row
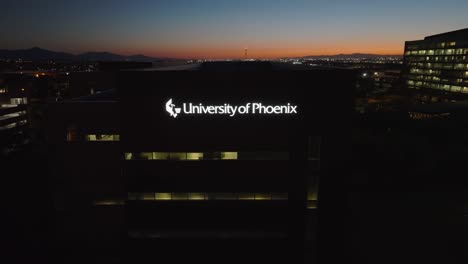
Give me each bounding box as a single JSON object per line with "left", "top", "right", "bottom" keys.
{"left": 409, "top": 112, "right": 450, "bottom": 120}
{"left": 125, "top": 152, "right": 236, "bottom": 160}
{"left": 406, "top": 56, "right": 467, "bottom": 63}
{"left": 307, "top": 200, "right": 317, "bottom": 209}
{"left": 124, "top": 151, "right": 291, "bottom": 160}
{"left": 0, "top": 110, "right": 28, "bottom": 131}
{"left": 409, "top": 68, "right": 442, "bottom": 75}
{"left": 408, "top": 75, "right": 442, "bottom": 82}
{"left": 128, "top": 192, "right": 288, "bottom": 201}
{"left": 408, "top": 63, "right": 468, "bottom": 70}
{"left": 0, "top": 120, "right": 28, "bottom": 131}
{"left": 407, "top": 80, "right": 468, "bottom": 93}
{"left": 96, "top": 193, "right": 319, "bottom": 209}
{"left": 94, "top": 199, "right": 125, "bottom": 206}
{"left": 0, "top": 110, "right": 27, "bottom": 119}
{"left": 405, "top": 48, "right": 466, "bottom": 56}
{"left": 407, "top": 74, "right": 467, "bottom": 84}
{"left": 85, "top": 134, "right": 120, "bottom": 141}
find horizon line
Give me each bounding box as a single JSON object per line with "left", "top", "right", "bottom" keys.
{"left": 0, "top": 46, "right": 404, "bottom": 60}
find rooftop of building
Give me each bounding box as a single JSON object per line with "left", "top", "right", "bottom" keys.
{"left": 406, "top": 28, "right": 468, "bottom": 43}
{"left": 424, "top": 28, "right": 468, "bottom": 41}
{"left": 66, "top": 61, "right": 353, "bottom": 102}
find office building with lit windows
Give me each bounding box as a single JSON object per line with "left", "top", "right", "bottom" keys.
{"left": 403, "top": 28, "right": 468, "bottom": 103}
{"left": 0, "top": 73, "right": 32, "bottom": 153}
{"left": 47, "top": 62, "right": 354, "bottom": 263}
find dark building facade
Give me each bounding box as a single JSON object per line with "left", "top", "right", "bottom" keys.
{"left": 47, "top": 62, "right": 355, "bottom": 263}
{"left": 403, "top": 28, "right": 468, "bottom": 103}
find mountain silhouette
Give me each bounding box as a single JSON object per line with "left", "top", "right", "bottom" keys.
{"left": 0, "top": 47, "right": 169, "bottom": 61}
{"left": 301, "top": 53, "right": 402, "bottom": 59}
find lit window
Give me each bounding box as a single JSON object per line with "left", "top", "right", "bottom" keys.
{"left": 125, "top": 153, "right": 133, "bottom": 160}
{"left": 188, "top": 193, "right": 206, "bottom": 200}
{"left": 451, "top": 86, "right": 462, "bottom": 92}
{"left": 187, "top": 152, "right": 204, "bottom": 160}
{"left": 307, "top": 200, "right": 317, "bottom": 209}
{"left": 85, "top": 134, "right": 120, "bottom": 141}
{"left": 94, "top": 199, "right": 124, "bottom": 206}
{"left": 307, "top": 191, "right": 318, "bottom": 201}
{"left": 153, "top": 152, "right": 169, "bottom": 160}
{"left": 155, "top": 193, "right": 171, "bottom": 200}
{"left": 441, "top": 84, "right": 451, "bottom": 91}
{"left": 125, "top": 151, "right": 289, "bottom": 161}
{"left": 255, "top": 193, "right": 271, "bottom": 200}
{"left": 128, "top": 192, "right": 288, "bottom": 201}
{"left": 221, "top": 152, "right": 238, "bottom": 160}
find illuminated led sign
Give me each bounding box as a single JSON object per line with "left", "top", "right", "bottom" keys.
{"left": 165, "top": 98, "right": 298, "bottom": 118}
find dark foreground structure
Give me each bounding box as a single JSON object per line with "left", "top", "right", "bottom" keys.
{"left": 46, "top": 62, "right": 355, "bottom": 263}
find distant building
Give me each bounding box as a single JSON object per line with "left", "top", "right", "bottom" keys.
{"left": 403, "top": 28, "right": 468, "bottom": 103}
{"left": 358, "top": 69, "right": 402, "bottom": 96}
{"left": 0, "top": 72, "right": 67, "bottom": 154}
{"left": 0, "top": 73, "right": 31, "bottom": 154}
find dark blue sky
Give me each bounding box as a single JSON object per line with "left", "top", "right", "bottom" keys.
{"left": 1, "top": 0, "right": 467, "bottom": 58}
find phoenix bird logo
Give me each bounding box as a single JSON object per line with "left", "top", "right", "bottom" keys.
{"left": 165, "top": 98, "right": 181, "bottom": 118}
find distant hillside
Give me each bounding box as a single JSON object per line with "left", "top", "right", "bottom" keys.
{"left": 301, "top": 53, "right": 402, "bottom": 59}
{"left": 0, "top": 47, "right": 171, "bottom": 61}
{"left": 0, "top": 47, "right": 74, "bottom": 61}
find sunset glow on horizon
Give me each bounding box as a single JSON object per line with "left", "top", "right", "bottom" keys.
{"left": 1, "top": 0, "right": 467, "bottom": 59}
{"left": 130, "top": 45, "right": 405, "bottom": 59}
